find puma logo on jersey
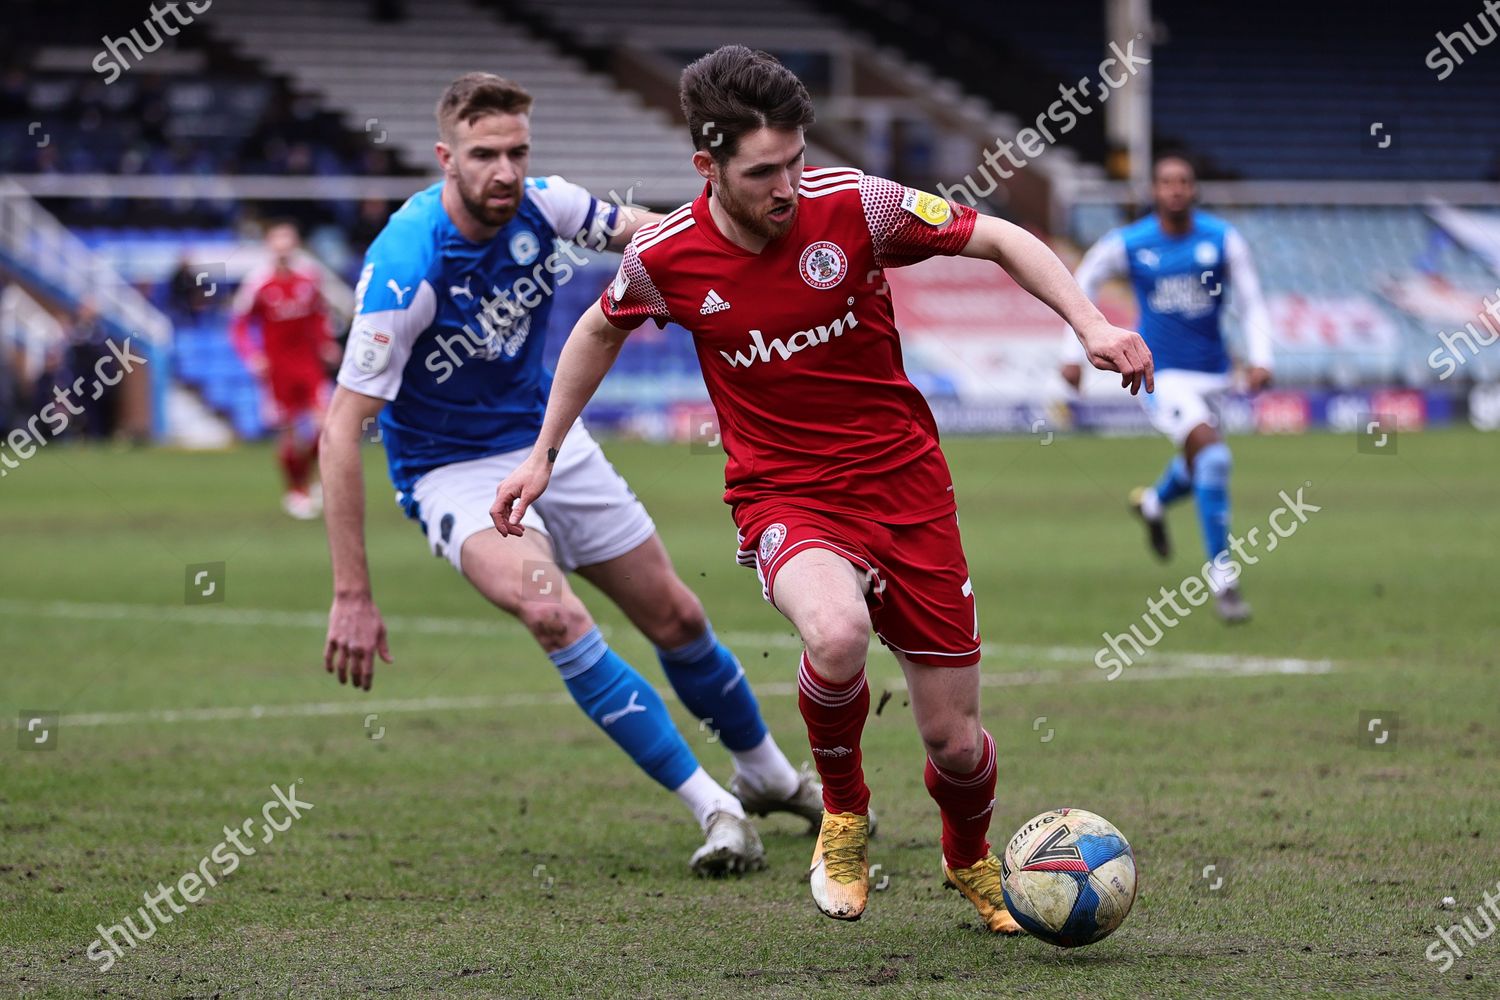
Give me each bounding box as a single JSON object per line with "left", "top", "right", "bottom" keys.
{"left": 386, "top": 278, "right": 413, "bottom": 304}
{"left": 600, "top": 690, "right": 647, "bottom": 727}
{"left": 449, "top": 276, "right": 473, "bottom": 300}
{"left": 718, "top": 309, "right": 859, "bottom": 368}
{"left": 700, "top": 288, "right": 731, "bottom": 314}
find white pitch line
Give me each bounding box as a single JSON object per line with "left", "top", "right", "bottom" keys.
{"left": 2, "top": 599, "right": 1333, "bottom": 730}
{"left": 13, "top": 660, "right": 1331, "bottom": 731}
{"left": 0, "top": 598, "right": 501, "bottom": 637}
{"left": 0, "top": 598, "right": 1334, "bottom": 674}
{"left": 58, "top": 695, "right": 517, "bottom": 728}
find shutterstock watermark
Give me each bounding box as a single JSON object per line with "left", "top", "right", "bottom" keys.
{"left": 1426, "top": 877, "right": 1500, "bottom": 972}
{"left": 1428, "top": 286, "right": 1500, "bottom": 380}
{"left": 1426, "top": 1, "right": 1500, "bottom": 80}
{"left": 1095, "top": 484, "right": 1322, "bottom": 678}
{"left": 939, "top": 36, "right": 1150, "bottom": 206}
{"left": 85, "top": 781, "right": 312, "bottom": 972}
{"left": 93, "top": 1, "right": 214, "bottom": 85}
{"left": 0, "top": 337, "right": 148, "bottom": 480}
{"left": 420, "top": 185, "right": 649, "bottom": 384}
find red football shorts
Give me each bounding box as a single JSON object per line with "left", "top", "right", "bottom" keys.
{"left": 267, "top": 364, "right": 329, "bottom": 422}
{"left": 734, "top": 500, "right": 981, "bottom": 667}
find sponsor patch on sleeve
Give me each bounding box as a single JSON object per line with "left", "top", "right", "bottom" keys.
{"left": 351, "top": 324, "right": 393, "bottom": 374}
{"left": 900, "top": 188, "right": 952, "bottom": 226}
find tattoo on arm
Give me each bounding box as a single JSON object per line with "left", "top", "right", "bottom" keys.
{"left": 546, "top": 447, "right": 559, "bottom": 464}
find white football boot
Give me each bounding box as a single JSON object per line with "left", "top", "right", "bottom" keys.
{"left": 732, "top": 764, "right": 878, "bottom": 836}
{"left": 689, "top": 810, "right": 767, "bottom": 877}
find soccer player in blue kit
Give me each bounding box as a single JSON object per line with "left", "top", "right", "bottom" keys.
{"left": 318, "top": 73, "right": 822, "bottom": 874}
{"left": 1061, "top": 155, "right": 1274, "bottom": 622}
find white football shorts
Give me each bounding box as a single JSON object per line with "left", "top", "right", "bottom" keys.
{"left": 410, "top": 419, "right": 656, "bottom": 573}
{"left": 1139, "top": 369, "right": 1232, "bottom": 445}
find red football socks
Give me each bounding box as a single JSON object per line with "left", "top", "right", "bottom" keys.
{"left": 925, "top": 729, "right": 997, "bottom": 870}
{"left": 796, "top": 652, "right": 871, "bottom": 815}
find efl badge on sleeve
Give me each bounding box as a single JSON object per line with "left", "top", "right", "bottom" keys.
{"left": 352, "top": 325, "right": 393, "bottom": 374}
{"left": 901, "top": 189, "right": 952, "bottom": 226}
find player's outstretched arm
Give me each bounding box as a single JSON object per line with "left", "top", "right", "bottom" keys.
{"left": 490, "top": 302, "right": 630, "bottom": 534}
{"left": 320, "top": 386, "right": 394, "bottom": 691}
{"left": 604, "top": 209, "right": 661, "bottom": 252}
{"left": 961, "top": 215, "right": 1154, "bottom": 395}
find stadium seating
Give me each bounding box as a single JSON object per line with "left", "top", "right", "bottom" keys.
{"left": 504, "top": 0, "right": 1072, "bottom": 223}
{"left": 509, "top": 0, "right": 841, "bottom": 50}
{"left": 168, "top": 317, "right": 265, "bottom": 439}
{"left": 0, "top": 0, "right": 421, "bottom": 228}
{"left": 821, "top": 0, "right": 1500, "bottom": 182}
{"left": 203, "top": 0, "right": 702, "bottom": 205}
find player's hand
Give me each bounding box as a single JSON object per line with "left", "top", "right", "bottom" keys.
{"left": 490, "top": 452, "right": 554, "bottom": 537}
{"left": 1246, "top": 366, "right": 1273, "bottom": 392}
{"left": 325, "top": 592, "right": 392, "bottom": 691}
{"left": 1082, "top": 324, "right": 1154, "bottom": 395}
{"left": 1060, "top": 363, "right": 1083, "bottom": 392}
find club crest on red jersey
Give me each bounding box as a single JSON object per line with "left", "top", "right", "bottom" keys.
{"left": 759, "top": 523, "right": 788, "bottom": 563}
{"left": 799, "top": 241, "right": 848, "bottom": 290}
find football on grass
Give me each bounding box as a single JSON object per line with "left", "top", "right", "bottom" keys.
{"left": 1001, "top": 807, "right": 1137, "bottom": 947}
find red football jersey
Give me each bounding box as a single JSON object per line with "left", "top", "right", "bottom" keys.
{"left": 230, "top": 265, "right": 330, "bottom": 373}
{"left": 600, "top": 168, "right": 977, "bottom": 523}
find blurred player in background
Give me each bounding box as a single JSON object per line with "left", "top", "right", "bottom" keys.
{"left": 321, "top": 72, "right": 821, "bottom": 876}
{"left": 491, "top": 46, "right": 1152, "bottom": 929}
{"left": 1061, "top": 155, "right": 1274, "bottom": 622}
{"left": 231, "top": 220, "right": 338, "bottom": 519}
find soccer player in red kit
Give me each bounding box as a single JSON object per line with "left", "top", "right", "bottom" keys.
{"left": 230, "top": 220, "right": 339, "bottom": 519}
{"left": 490, "top": 46, "right": 1153, "bottom": 930}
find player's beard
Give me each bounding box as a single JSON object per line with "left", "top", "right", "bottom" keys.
{"left": 458, "top": 174, "right": 522, "bottom": 229}
{"left": 717, "top": 180, "right": 797, "bottom": 242}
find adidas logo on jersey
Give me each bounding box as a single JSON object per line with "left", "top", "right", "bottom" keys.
{"left": 700, "top": 289, "right": 731, "bottom": 314}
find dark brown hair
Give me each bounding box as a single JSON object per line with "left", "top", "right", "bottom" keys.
{"left": 679, "top": 46, "right": 815, "bottom": 162}
{"left": 1152, "top": 152, "right": 1199, "bottom": 181}
{"left": 437, "top": 72, "right": 533, "bottom": 140}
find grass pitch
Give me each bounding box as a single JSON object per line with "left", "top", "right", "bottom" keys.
{"left": 2, "top": 428, "right": 1497, "bottom": 998}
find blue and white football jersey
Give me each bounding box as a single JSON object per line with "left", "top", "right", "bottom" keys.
{"left": 337, "top": 177, "right": 618, "bottom": 516}
{"left": 1066, "top": 210, "right": 1273, "bottom": 374}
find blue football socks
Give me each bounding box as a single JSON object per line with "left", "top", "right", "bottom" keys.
{"left": 656, "top": 622, "right": 768, "bottom": 754}
{"left": 549, "top": 627, "right": 699, "bottom": 791}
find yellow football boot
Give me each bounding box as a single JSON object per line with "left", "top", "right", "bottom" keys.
{"left": 943, "top": 853, "right": 1023, "bottom": 935}
{"left": 808, "top": 811, "right": 870, "bottom": 920}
